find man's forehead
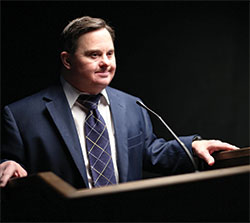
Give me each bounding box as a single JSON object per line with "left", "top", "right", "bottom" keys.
{"left": 76, "top": 29, "right": 114, "bottom": 51}
{"left": 78, "top": 28, "right": 113, "bottom": 43}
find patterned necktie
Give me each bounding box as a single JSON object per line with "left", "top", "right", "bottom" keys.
{"left": 77, "top": 94, "right": 117, "bottom": 187}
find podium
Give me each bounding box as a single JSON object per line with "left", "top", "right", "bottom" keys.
{"left": 2, "top": 147, "right": 250, "bottom": 222}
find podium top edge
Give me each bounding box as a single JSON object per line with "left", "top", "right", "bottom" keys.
{"left": 70, "top": 164, "right": 250, "bottom": 199}
{"left": 213, "top": 147, "right": 250, "bottom": 160}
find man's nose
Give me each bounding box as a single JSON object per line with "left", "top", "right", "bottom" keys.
{"left": 99, "top": 55, "right": 110, "bottom": 67}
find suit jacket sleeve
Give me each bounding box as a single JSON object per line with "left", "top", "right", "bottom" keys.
{"left": 2, "top": 105, "right": 27, "bottom": 168}
{"left": 139, "top": 101, "right": 197, "bottom": 175}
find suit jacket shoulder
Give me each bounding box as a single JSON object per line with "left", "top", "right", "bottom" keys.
{"left": 106, "top": 86, "right": 140, "bottom": 101}
{"left": 6, "top": 83, "right": 65, "bottom": 112}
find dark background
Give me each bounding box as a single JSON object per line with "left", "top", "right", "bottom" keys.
{"left": 2, "top": 1, "right": 249, "bottom": 149}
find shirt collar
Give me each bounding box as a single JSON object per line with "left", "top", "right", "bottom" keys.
{"left": 60, "top": 76, "right": 110, "bottom": 108}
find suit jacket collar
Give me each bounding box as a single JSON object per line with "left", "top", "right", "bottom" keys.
{"left": 106, "top": 86, "right": 129, "bottom": 183}
{"left": 43, "top": 83, "right": 89, "bottom": 187}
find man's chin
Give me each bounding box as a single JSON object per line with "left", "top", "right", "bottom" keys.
{"left": 95, "top": 76, "right": 113, "bottom": 87}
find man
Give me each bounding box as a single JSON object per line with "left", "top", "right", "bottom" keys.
{"left": 0, "top": 16, "right": 238, "bottom": 188}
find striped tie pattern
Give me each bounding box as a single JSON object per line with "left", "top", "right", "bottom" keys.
{"left": 77, "top": 94, "right": 117, "bottom": 187}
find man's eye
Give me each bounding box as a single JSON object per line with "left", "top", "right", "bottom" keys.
{"left": 107, "top": 51, "right": 114, "bottom": 57}
{"left": 91, "top": 53, "right": 99, "bottom": 58}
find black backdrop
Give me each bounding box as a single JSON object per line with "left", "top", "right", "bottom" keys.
{"left": 2, "top": 1, "right": 249, "bottom": 149}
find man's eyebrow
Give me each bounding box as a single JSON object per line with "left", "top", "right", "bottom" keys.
{"left": 85, "top": 49, "right": 115, "bottom": 54}
{"left": 84, "top": 49, "right": 101, "bottom": 54}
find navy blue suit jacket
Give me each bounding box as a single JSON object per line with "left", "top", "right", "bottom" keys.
{"left": 2, "top": 83, "right": 196, "bottom": 188}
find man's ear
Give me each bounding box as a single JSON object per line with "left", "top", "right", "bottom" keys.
{"left": 60, "top": 51, "right": 72, "bottom": 70}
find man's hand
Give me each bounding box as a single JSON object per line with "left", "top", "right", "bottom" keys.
{"left": 192, "top": 139, "right": 239, "bottom": 166}
{"left": 0, "top": 161, "right": 27, "bottom": 187}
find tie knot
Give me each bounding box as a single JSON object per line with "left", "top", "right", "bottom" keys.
{"left": 77, "top": 94, "right": 102, "bottom": 110}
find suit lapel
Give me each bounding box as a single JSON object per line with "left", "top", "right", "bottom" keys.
{"left": 44, "top": 84, "right": 89, "bottom": 187}
{"left": 106, "top": 87, "right": 129, "bottom": 183}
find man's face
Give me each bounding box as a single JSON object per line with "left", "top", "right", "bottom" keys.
{"left": 65, "top": 28, "right": 116, "bottom": 94}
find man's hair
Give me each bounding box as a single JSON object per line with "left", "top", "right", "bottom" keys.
{"left": 61, "top": 16, "right": 115, "bottom": 53}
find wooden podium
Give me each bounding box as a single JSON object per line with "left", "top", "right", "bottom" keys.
{"left": 2, "top": 147, "right": 250, "bottom": 222}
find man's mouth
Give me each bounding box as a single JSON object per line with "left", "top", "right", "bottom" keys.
{"left": 95, "top": 70, "right": 110, "bottom": 77}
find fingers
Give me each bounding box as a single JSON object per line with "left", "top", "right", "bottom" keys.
{"left": 0, "top": 163, "right": 15, "bottom": 187}
{"left": 202, "top": 151, "right": 215, "bottom": 166}
{"left": 14, "top": 165, "right": 27, "bottom": 178}
{"left": 193, "top": 144, "right": 215, "bottom": 166}
{"left": 207, "top": 140, "right": 239, "bottom": 152}
{"left": 192, "top": 139, "right": 239, "bottom": 166}
{"left": 0, "top": 161, "right": 27, "bottom": 187}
